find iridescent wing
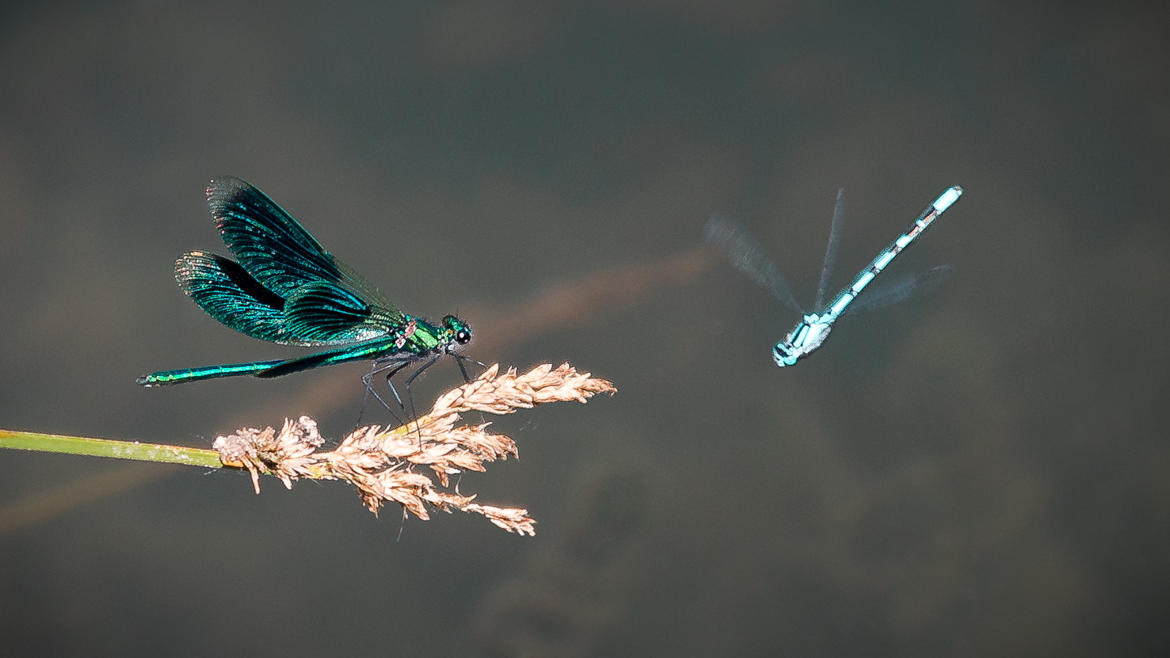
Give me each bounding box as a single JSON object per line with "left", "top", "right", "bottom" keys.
{"left": 177, "top": 177, "right": 406, "bottom": 345}
{"left": 282, "top": 280, "right": 399, "bottom": 343}
{"left": 205, "top": 176, "right": 395, "bottom": 310}
{"left": 176, "top": 251, "right": 396, "bottom": 346}
{"left": 175, "top": 251, "right": 297, "bottom": 343}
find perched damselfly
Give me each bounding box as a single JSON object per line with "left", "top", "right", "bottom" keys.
{"left": 137, "top": 176, "right": 475, "bottom": 413}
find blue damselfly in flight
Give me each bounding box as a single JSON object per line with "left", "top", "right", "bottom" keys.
{"left": 705, "top": 186, "right": 963, "bottom": 367}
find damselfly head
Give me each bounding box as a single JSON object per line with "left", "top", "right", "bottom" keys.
{"left": 773, "top": 342, "right": 797, "bottom": 367}
{"left": 442, "top": 315, "right": 473, "bottom": 346}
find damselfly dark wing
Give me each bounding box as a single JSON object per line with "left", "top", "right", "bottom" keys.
{"left": 207, "top": 176, "right": 382, "bottom": 297}
{"left": 175, "top": 250, "right": 292, "bottom": 343}
{"left": 176, "top": 176, "right": 406, "bottom": 346}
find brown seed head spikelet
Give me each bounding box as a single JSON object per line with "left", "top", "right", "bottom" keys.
{"left": 212, "top": 363, "right": 615, "bottom": 536}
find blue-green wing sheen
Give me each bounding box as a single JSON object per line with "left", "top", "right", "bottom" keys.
{"left": 283, "top": 281, "right": 392, "bottom": 343}
{"left": 175, "top": 251, "right": 393, "bottom": 346}
{"left": 206, "top": 176, "right": 395, "bottom": 312}
{"left": 175, "top": 251, "right": 303, "bottom": 344}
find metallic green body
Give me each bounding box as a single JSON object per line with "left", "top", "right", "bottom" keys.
{"left": 137, "top": 176, "right": 471, "bottom": 387}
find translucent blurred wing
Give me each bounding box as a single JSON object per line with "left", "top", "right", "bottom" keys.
{"left": 704, "top": 213, "right": 803, "bottom": 315}
{"left": 814, "top": 188, "right": 845, "bottom": 313}
{"left": 205, "top": 176, "right": 396, "bottom": 315}
{"left": 844, "top": 264, "right": 954, "bottom": 315}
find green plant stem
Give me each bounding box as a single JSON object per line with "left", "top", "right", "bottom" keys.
{"left": 0, "top": 428, "right": 223, "bottom": 468}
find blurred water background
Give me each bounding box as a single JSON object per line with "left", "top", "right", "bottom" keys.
{"left": 1, "top": 1, "right": 1167, "bottom": 656}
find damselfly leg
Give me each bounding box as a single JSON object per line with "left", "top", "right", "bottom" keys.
{"left": 356, "top": 352, "right": 486, "bottom": 442}
{"left": 357, "top": 356, "right": 417, "bottom": 428}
